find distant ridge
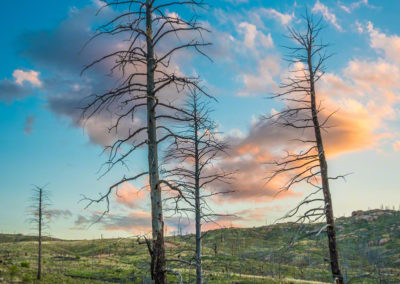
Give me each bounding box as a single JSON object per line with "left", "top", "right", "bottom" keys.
{"left": 1, "top": 208, "right": 398, "bottom": 242}
{"left": 0, "top": 233, "right": 61, "bottom": 243}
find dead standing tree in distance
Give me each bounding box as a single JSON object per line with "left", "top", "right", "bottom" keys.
{"left": 27, "top": 185, "right": 51, "bottom": 280}
{"left": 163, "top": 90, "right": 232, "bottom": 284}
{"left": 81, "top": 1, "right": 211, "bottom": 282}
{"left": 265, "top": 13, "right": 345, "bottom": 283}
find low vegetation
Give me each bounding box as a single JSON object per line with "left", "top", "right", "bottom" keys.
{"left": 0, "top": 209, "right": 399, "bottom": 283}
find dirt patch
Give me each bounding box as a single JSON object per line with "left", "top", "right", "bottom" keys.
{"left": 94, "top": 254, "right": 114, "bottom": 258}
{"left": 52, "top": 256, "right": 80, "bottom": 261}
{"left": 165, "top": 242, "right": 178, "bottom": 248}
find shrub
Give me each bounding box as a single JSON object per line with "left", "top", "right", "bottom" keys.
{"left": 20, "top": 262, "right": 30, "bottom": 268}
{"left": 75, "top": 255, "right": 81, "bottom": 260}
{"left": 22, "top": 274, "right": 32, "bottom": 282}
{"left": 9, "top": 265, "right": 18, "bottom": 276}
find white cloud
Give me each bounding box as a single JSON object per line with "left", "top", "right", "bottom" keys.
{"left": 12, "top": 69, "right": 42, "bottom": 87}
{"left": 260, "top": 8, "right": 294, "bottom": 26}
{"left": 238, "top": 22, "right": 257, "bottom": 49}
{"left": 238, "top": 22, "right": 274, "bottom": 50}
{"left": 238, "top": 54, "right": 280, "bottom": 96}
{"left": 312, "top": 0, "right": 342, "bottom": 31}
{"left": 367, "top": 21, "right": 400, "bottom": 63}
{"left": 0, "top": 69, "right": 42, "bottom": 102}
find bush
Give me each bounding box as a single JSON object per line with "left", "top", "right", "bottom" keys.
{"left": 21, "top": 262, "right": 30, "bottom": 268}
{"left": 75, "top": 254, "right": 81, "bottom": 260}
{"left": 22, "top": 274, "right": 32, "bottom": 282}
{"left": 9, "top": 265, "right": 18, "bottom": 276}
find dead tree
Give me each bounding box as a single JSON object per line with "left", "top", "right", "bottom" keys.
{"left": 27, "top": 185, "right": 51, "bottom": 280}
{"left": 163, "top": 90, "right": 231, "bottom": 284}
{"left": 80, "top": 1, "right": 211, "bottom": 282}
{"left": 266, "top": 13, "right": 344, "bottom": 283}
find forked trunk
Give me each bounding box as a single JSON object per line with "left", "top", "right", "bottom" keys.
{"left": 146, "top": 1, "right": 166, "bottom": 282}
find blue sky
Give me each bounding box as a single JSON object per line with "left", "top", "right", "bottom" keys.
{"left": 1, "top": 0, "right": 400, "bottom": 239}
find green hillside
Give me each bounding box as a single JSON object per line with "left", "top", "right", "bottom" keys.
{"left": 0, "top": 209, "right": 399, "bottom": 283}
{"left": 0, "top": 234, "right": 60, "bottom": 243}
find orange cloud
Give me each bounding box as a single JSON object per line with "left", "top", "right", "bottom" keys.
{"left": 202, "top": 220, "right": 241, "bottom": 231}
{"left": 394, "top": 141, "right": 400, "bottom": 151}
{"left": 321, "top": 104, "right": 380, "bottom": 157}
{"left": 216, "top": 47, "right": 400, "bottom": 203}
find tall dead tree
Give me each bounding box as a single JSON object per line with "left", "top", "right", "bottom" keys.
{"left": 266, "top": 13, "right": 344, "bottom": 283}
{"left": 163, "top": 90, "right": 231, "bottom": 284}
{"left": 81, "top": 1, "right": 211, "bottom": 282}
{"left": 27, "top": 185, "right": 51, "bottom": 280}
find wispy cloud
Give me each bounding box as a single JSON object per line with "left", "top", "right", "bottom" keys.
{"left": 259, "top": 8, "right": 294, "bottom": 26}
{"left": 339, "top": 0, "right": 377, "bottom": 14}
{"left": 312, "top": 0, "right": 342, "bottom": 31}
{"left": 73, "top": 210, "right": 195, "bottom": 235}
{"left": 46, "top": 209, "right": 72, "bottom": 221}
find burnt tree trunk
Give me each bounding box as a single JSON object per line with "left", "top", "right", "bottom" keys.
{"left": 307, "top": 48, "right": 344, "bottom": 284}
{"left": 194, "top": 102, "right": 202, "bottom": 284}
{"left": 37, "top": 187, "right": 42, "bottom": 280}
{"left": 146, "top": 1, "right": 166, "bottom": 282}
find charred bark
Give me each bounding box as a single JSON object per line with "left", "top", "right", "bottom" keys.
{"left": 194, "top": 101, "right": 202, "bottom": 284}
{"left": 145, "top": 1, "right": 166, "bottom": 281}
{"left": 37, "top": 187, "right": 42, "bottom": 280}
{"left": 27, "top": 185, "right": 50, "bottom": 281}
{"left": 308, "top": 48, "right": 344, "bottom": 283}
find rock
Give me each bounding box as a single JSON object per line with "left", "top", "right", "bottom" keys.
{"left": 379, "top": 238, "right": 391, "bottom": 246}
{"left": 351, "top": 210, "right": 363, "bottom": 217}
{"left": 336, "top": 225, "right": 345, "bottom": 232}
{"left": 352, "top": 209, "right": 395, "bottom": 222}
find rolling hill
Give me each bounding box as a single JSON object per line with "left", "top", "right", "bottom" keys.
{"left": 0, "top": 209, "right": 399, "bottom": 283}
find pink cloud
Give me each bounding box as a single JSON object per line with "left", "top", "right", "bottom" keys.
{"left": 114, "top": 182, "right": 147, "bottom": 209}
